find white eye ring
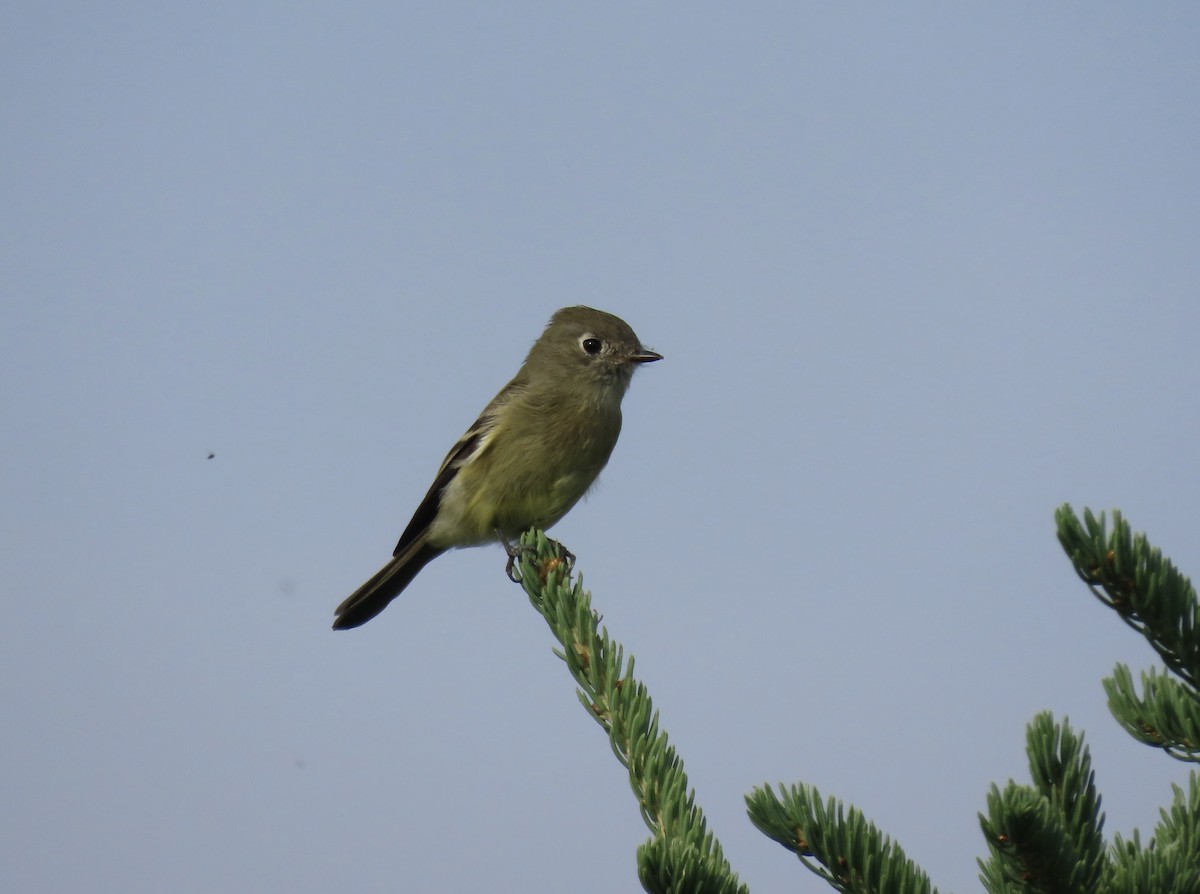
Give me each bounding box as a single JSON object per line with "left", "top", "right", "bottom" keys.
{"left": 579, "top": 334, "right": 603, "bottom": 355}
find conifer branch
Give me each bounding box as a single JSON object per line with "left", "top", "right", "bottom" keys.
{"left": 502, "top": 511, "right": 1200, "bottom": 892}
{"left": 514, "top": 530, "right": 748, "bottom": 894}
{"left": 977, "top": 713, "right": 1105, "bottom": 894}
{"left": 1102, "top": 665, "right": 1200, "bottom": 762}
{"left": 1056, "top": 505, "right": 1200, "bottom": 765}
{"left": 1055, "top": 505, "right": 1200, "bottom": 691}
{"left": 1106, "top": 774, "right": 1200, "bottom": 894}
{"left": 744, "top": 782, "right": 938, "bottom": 894}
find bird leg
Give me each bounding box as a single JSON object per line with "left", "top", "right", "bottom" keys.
{"left": 496, "top": 529, "right": 576, "bottom": 583}
{"left": 497, "top": 529, "right": 531, "bottom": 582}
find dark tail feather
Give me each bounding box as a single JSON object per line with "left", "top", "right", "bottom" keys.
{"left": 332, "top": 542, "right": 443, "bottom": 630}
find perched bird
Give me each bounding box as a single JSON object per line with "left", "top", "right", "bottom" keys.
{"left": 333, "top": 306, "right": 661, "bottom": 629}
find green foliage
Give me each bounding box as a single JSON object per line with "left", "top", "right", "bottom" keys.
{"left": 1103, "top": 774, "right": 1200, "bottom": 894}
{"left": 977, "top": 714, "right": 1105, "bottom": 894}
{"left": 745, "top": 782, "right": 937, "bottom": 894}
{"left": 514, "top": 507, "right": 1200, "bottom": 892}
{"left": 638, "top": 836, "right": 749, "bottom": 894}
{"left": 1103, "top": 664, "right": 1200, "bottom": 762}
{"left": 1055, "top": 505, "right": 1200, "bottom": 694}
{"left": 514, "top": 530, "right": 748, "bottom": 894}
{"left": 1056, "top": 505, "right": 1200, "bottom": 763}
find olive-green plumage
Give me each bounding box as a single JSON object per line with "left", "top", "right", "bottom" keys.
{"left": 333, "top": 306, "right": 660, "bottom": 629}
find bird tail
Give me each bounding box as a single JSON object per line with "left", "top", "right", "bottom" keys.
{"left": 332, "top": 540, "right": 444, "bottom": 630}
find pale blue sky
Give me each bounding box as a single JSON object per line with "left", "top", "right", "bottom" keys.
{"left": 3, "top": 4, "right": 1198, "bottom": 893}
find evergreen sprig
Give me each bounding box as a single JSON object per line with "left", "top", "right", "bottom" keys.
{"left": 1055, "top": 505, "right": 1200, "bottom": 691}
{"left": 514, "top": 530, "right": 748, "bottom": 894}
{"left": 1105, "top": 774, "right": 1200, "bottom": 894}
{"left": 977, "top": 713, "right": 1105, "bottom": 894}
{"left": 509, "top": 510, "right": 1200, "bottom": 893}
{"left": 1102, "top": 664, "right": 1200, "bottom": 762}
{"left": 744, "top": 782, "right": 937, "bottom": 894}
{"left": 1055, "top": 505, "right": 1200, "bottom": 764}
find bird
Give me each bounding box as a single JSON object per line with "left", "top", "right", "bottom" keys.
{"left": 332, "top": 305, "right": 661, "bottom": 629}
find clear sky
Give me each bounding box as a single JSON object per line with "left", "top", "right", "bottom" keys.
{"left": 3, "top": 4, "right": 1198, "bottom": 893}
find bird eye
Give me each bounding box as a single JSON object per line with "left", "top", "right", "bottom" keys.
{"left": 580, "top": 336, "right": 603, "bottom": 355}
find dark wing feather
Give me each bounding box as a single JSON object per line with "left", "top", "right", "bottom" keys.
{"left": 393, "top": 414, "right": 491, "bottom": 555}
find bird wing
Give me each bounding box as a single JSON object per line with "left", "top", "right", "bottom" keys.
{"left": 392, "top": 410, "right": 496, "bottom": 556}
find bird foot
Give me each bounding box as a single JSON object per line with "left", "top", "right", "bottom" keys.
{"left": 497, "top": 529, "right": 574, "bottom": 583}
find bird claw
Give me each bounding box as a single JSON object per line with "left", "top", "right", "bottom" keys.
{"left": 498, "top": 530, "right": 532, "bottom": 583}
{"left": 497, "top": 529, "right": 574, "bottom": 583}
{"left": 504, "top": 547, "right": 527, "bottom": 583}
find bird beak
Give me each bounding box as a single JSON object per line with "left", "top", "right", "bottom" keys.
{"left": 630, "top": 349, "right": 663, "bottom": 364}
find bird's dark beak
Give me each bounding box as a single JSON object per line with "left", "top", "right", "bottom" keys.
{"left": 630, "top": 349, "right": 663, "bottom": 364}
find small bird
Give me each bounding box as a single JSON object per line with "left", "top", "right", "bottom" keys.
{"left": 333, "top": 306, "right": 661, "bottom": 629}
